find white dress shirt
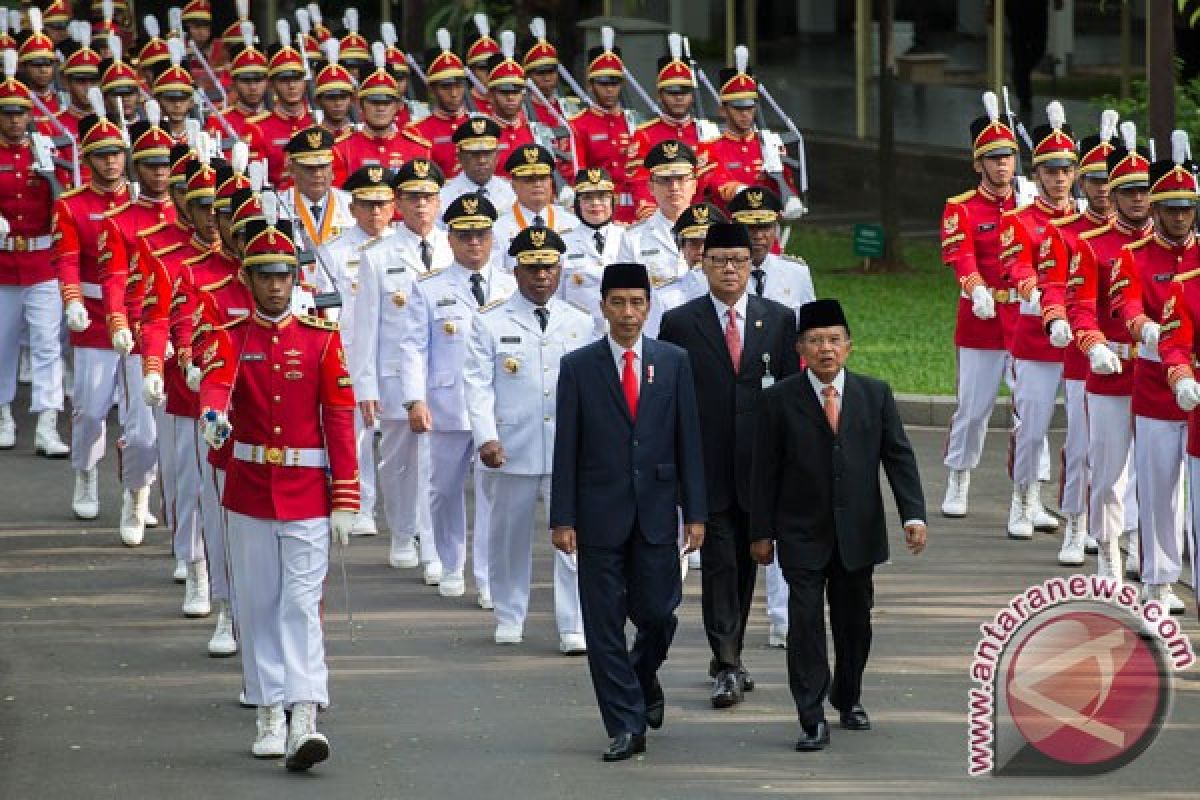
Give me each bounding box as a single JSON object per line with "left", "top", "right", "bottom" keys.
{"left": 607, "top": 334, "right": 643, "bottom": 390}
{"left": 709, "top": 291, "right": 749, "bottom": 341}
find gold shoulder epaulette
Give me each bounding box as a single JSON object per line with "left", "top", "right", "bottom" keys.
{"left": 1001, "top": 208, "right": 1020, "bottom": 219}
{"left": 479, "top": 295, "right": 508, "bottom": 312}
{"left": 781, "top": 254, "right": 809, "bottom": 266}
{"left": 247, "top": 111, "right": 270, "bottom": 124}
{"left": 1052, "top": 211, "right": 1083, "bottom": 228}
{"left": 1128, "top": 234, "right": 1153, "bottom": 250}
{"left": 104, "top": 201, "right": 132, "bottom": 218}
{"left": 59, "top": 185, "right": 85, "bottom": 200}
{"left": 636, "top": 118, "right": 658, "bottom": 131}
{"left": 946, "top": 188, "right": 976, "bottom": 205}
{"left": 218, "top": 312, "right": 250, "bottom": 330}
{"left": 138, "top": 220, "right": 168, "bottom": 237}
{"left": 1079, "top": 224, "right": 1111, "bottom": 241}
{"left": 182, "top": 250, "right": 214, "bottom": 266}
{"left": 402, "top": 126, "right": 431, "bottom": 147}
{"left": 153, "top": 241, "right": 184, "bottom": 257}
{"left": 418, "top": 267, "right": 446, "bottom": 282}
{"left": 298, "top": 314, "right": 339, "bottom": 331}
{"left": 200, "top": 274, "right": 233, "bottom": 292}
{"left": 567, "top": 109, "right": 586, "bottom": 123}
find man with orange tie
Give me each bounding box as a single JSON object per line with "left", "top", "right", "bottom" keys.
{"left": 280, "top": 127, "right": 354, "bottom": 299}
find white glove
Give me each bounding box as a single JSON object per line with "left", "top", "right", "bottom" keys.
{"left": 1175, "top": 377, "right": 1200, "bottom": 412}
{"left": 65, "top": 300, "right": 90, "bottom": 333}
{"left": 970, "top": 286, "right": 996, "bottom": 320}
{"left": 781, "top": 195, "right": 807, "bottom": 220}
{"left": 1048, "top": 319, "right": 1072, "bottom": 349}
{"left": 185, "top": 364, "right": 203, "bottom": 392}
{"left": 1087, "top": 343, "right": 1123, "bottom": 376}
{"left": 142, "top": 372, "right": 165, "bottom": 406}
{"left": 1026, "top": 287, "right": 1042, "bottom": 315}
{"left": 0, "top": 214, "right": 10, "bottom": 239}
{"left": 556, "top": 184, "right": 575, "bottom": 208}
{"left": 1141, "top": 321, "right": 1161, "bottom": 349}
{"left": 201, "top": 410, "right": 232, "bottom": 450}
{"left": 331, "top": 510, "right": 356, "bottom": 547}
{"left": 112, "top": 328, "right": 134, "bottom": 356}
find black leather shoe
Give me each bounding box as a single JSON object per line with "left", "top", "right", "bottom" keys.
{"left": 794, "top": 720, "right": 830, "bottom": 751}
{"left": 644, "top": 679, "right": 665, "bottom": 730}
{"left": 602, "top": 732, "right": 646, "bottom": 762}
{"left": 737, "top": 667, "right": 755, "bottom": 692}
{"left": 710, "top": 670, "right": 743, "bottom": 709}
{"left": 839, "top": 704, "right": 871, "bottom": 730}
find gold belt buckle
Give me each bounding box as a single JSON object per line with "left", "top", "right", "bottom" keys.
{"left": 993, "top": 289, "right": 1010, "bottom": 303}
{"left": 265, "top": 446, "right": 284, "bottom": 466}
{"left": 13, "top": 235, "right": 26, "bottom": 252}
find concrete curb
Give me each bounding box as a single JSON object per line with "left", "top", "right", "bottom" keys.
{"left": 896, "top": 393, "right": 1067, "bottom": 430}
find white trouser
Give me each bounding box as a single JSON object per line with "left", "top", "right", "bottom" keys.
{"left": 226, "top": 512, "right": 329, "bottom": 708}
{"left": 1134, "top": 416, "right": 1187, "bottom": 584}
{"left": 115, "top": 355, "right": 157, "bottom": 491}
{"left": 945, "top": 347, "right": 1009, "bottom": 470}
{"left": 428, "top": 429, "right": 492, "bottom": 582}
{"left": 765, "top": 560, "right": 788, "bottom": 628}
{"left": 199, "top": 459, "right": 231, "bottom": 602}
{"left": 154, "top": 405, "right": 177, "bottom": 530}
{"left": 1011, "top": 359, "right": 1063, "bottom": 487}
{"left": 0, "top": 281, "right": 63, "bottom": 411}
{"left": 70, "top": 346, "right": 120, "bottom": 472}
{"left": 378, "top": 419, "right": 434, "bottom": 561}
{"left": 1187, "top": 458, "right": 1200, "bottom": 591}
{"left": 1060, "top": 379, "right": 1089, "bottom": 516}
{"left": 1087, "top": 393, "right": 1135, "bottom": 544}
{"left": 164, "top": 414, "right": 204, "bottom": 563}
{"left": 354, "top": 412, "right": 377, "bottom": 518}
{"left": 485, "top": 472, "right": 582, "bottom": 636}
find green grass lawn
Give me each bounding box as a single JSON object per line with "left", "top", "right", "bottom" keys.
{"left": 785, "top": 227, "right": 960, "bottom": 395}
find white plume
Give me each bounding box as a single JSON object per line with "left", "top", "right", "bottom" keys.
{"left": 248, "top": 160, "right": 265, "bottom": 191}
{"left": 87, "top": 86, "right": 106, "bottom": 118}
{"left": 231, "top": 141, "right": 249, "bottom": 174}
{"left": 1172, "top": 129, "right": 1190, "bottom": 165}
{"left": 185, "top": 117, "right": 201, "bottom": 148}
{"left": 3, "top": 50, "right": 16, "bottom": 81}
{"left": 0, "top": 11, "right": 7, "bottom": 35}
{"left": 240, "top": 21, "right": 254, "bottom": 49}
{"left": 295, "top": 30, "right": 308, "bottom": 57}
{"left": 77, "top": 21, "right": 91, "bottom": 48}
{"left": 144, "top": 15, "right": 160, "bottom": 40}
{"left": 9, "top": 10, "right": 20, "bottom": 35}
{"left": 530, "top": 17, "right": 546, "bottom": 41}
{"left": 500, "top": 30, "right": 515, "bottom": 60}
{"left": 262, "top": 192, "right": 278, "bottom": 226}
{"left": 295, "top": 8, "right": 311, "bottom": 36}
{"left": 372, "top": 41, "right": 386, "bottom": 70}
{"left": 982, "top": 91, "right": 999, "bottom": 122}
{"left": 312, "top": 108, "right": 324, "bottom": 126}
{"left": 1099, "top": 109, "right": 1118, "bottom": 143}
{"left": 343, "top": 9, "right": 358, "bottom": 34}
{"left": 110, "top": 34, "right": 121, "bottom": 64}
{"left": 277, "top": 19, "right": 291, "bottom": 48}
{"left": 601, "top": 25, "right": 614, "bottom": 52}
{"left": 320, "top": 37, "right": 338, "bottom": 65}
{"left": 1119, "top": 120, "right": 1137, "bottom": 151}
{"left": 668, "top": 32, "right": 682, "bottom": 61}
{"left": 381, "top": 22, "right": 397, "bottom": 49}
{"left": 196, "top": 132, "right": 212, "bottom": 166}
{"left": 474, "top": 13, "right": 490, "bottom": 39}
{"left": 144, "top": 97, "right": 161, "bottom": 127}
{"left": 236, "top": 0, "right": 249, "bottom": 21}
{"left": 1045, "top": 100, "right": 1066, "bottom": 131}
{"left": 167, "top": 37, "right": 184, "bottom": 67}
{"left": 1148, "top": 138, "right": 1157, "bottom": 162}
{"left": 734, "top": 44, "right": 748, "bottom": 73}
{"left": 307, "top": 3, "right": 323, "bottom": 27}
{"left": 102, "top": 0, "right": 113, "bottom": 25}
{"left": 28, "top": 7, "right": 42, "bottom": 36}
{"left": 436, "top": 28, "right": 451, "bottom": 53}
{"left": 168, "top": 7, "right": 182, "bottom": 36}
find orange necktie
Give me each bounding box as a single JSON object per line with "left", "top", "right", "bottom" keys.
{"left": 822, "top": 385, "right": 840, "bottom": 433}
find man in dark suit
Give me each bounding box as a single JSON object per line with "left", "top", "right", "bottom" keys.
{"left": 550, "top": 262, "right": 707, "bottom": 762}
{"left": 751, "top": 298, "right": 928, "bottom": 752}
{"left": 658, "top": 222, "right": 798, "bottom": 708}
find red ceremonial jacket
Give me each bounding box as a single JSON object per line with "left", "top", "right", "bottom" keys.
{"left": 1002, "top": 197, "right": 1075, "bottom": 362}
{"left": 414, "top": 107, "right": 471, "bottom": 179}
{"left": 0, "top": 136, "right": 55, "bottom": 286}
{"left": 570, "top": 106, "right": 636, "bottom": 222}
{"left": 940, "top": 183, "right": 1019, "bottom": 350}
{"left": 53, "top": 182, "right": 131, "bottom": 348}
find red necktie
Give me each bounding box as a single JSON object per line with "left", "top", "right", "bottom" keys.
{"left": 724, "top": 308, "right": 742, "bottom": 373}
{"left": 622, "top": 349, "right": 639, "bottom": 420}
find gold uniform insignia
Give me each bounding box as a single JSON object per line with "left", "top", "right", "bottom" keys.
{"left": 587, "top": 167, "right": 603, "bottom": 184}
{"left": 306, "top": 130, "right": 323, "bottom": 149}
{"left": 1069, "top": 252, "right": 1081, "bottom": 274}
{"left": 523, "top": 146, "right": 540, "bottom": 164}
{"left": 1164, "top": 295, "right": 1177, "bottom": 320}
{"left": 1038, "top": 238, "right": 1052, "bottom": 259}
{"left": 503, "top": 356, "right": 519, "bottom": 373}
{"left": 694, "top": 206, "right": 710, "bottom": 224}
{"left": 392, "top": 290, "right": 407, "bottom": 307}
{"left": 368, "top": 166, "right": 384, "bottom": 183}
{"left": 530, "top": 229, "right": 547, "bottom": 247}
{"left": 1000, "top": 227, "right": 1015, "bottom": 247}
{"left": 573, "top": 273, "right": 584, "bottom": 286}
{"left": 471, "top": 117, "right": 487, "bottom": 134}
{"left": 413, "top": 159, "right": 431, "bottom": 178}
{"left": 663, "top": 141, "right": 679, "bottom": 159}
{"left": 463, "top": 196, "right": 480, "bottom": 215}
{"left": 443, "top": 320, "right": 457, "bottom": 334}
{"left": 747, "top": 190, "right": 763, "bottom": 208}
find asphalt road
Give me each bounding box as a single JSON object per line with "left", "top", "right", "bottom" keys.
{"left": 0, "top": 391, "right": 1197, "bottom": 799}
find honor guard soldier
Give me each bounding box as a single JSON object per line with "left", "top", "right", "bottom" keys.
{"left": 42, "top": 1, "right": 72, "bottom": 46}
{"left": 313, "top": 40, "right": 357, "bottom": 143}
{"left": 484, "top": 33, "right": 535, "bottom": 173}
{"left": 53, "top": 107, "right": 136, "bottom": 522}
{"left": 1066, "top": 130, "right": 1153, "bottom": 582}
{"left": 939, "top": 94, "right": 1020, "bottom": 519}
{"left": 197, "top": 216, "right": 358, "bottom": 772}
{"left": 464, "top": 14, "right": 501, "bottom": 116}
{"left": 245, "top": 22, "right": 315, "bottom": 188}
{"left": 152, "top": 40, "right": 198, "bottom": 142}
{"left": 524, "top": 17, "right": 577, "bottom": 184}
{"left": 331, "top": 45, "right": 430, "bottom": 186}
{"left": 402, "top": 194, "right": 515, "bottom": 605}
{"left": 180, "top": 0, "right": 224, "bottom": 101}
{"left": 493, "top": 144, "right": 578, "bottom": 270}
{"left": 136, "top": 19, "right": 172, "bottom": 90}
{"left": 350, "top": 158, "right": 450, "bottom": 579}
{"left": 96, "top": 41, "right": 141, "bottom": 126}
{"left": 0, "top": 55, "right": 68, "bottom": 458}
{"left": 463, "top": 224, "right": 593, "bottom": 651}
{"left": 337, "top": 9, "right": 371, "bottom": 85}
{"left": 618, "top": 140, "right": 698, "bottom": 287}
{"left": 378, "top": 23, "right": 417, "bottom": 128}
{"left": 569, "top": 27, "right": 637, "bottom": 223}
{"left": 414, "top": 30, "right": 471, "bottom": 179}
{"left": 1109, "top": 133, "right": 1196, "bottom": 611}
{"left": 560, "top": 167, "right": 627, "bottom": 333}
{"left": 208, "top": 21, "right": 270, "bottom": 149}
{"left": 319, "top": 165, "right": 399, "bottom": 537}
{"left": 53, "top": 26, "right": 102, "bottom": 186}
{"left": 439, "top": 116, "right": 516, "bottom": 211}
{"left": 728, "top": 186, "right": 815, "bottom": 316}
{"left": 18, "top": 9, "right": 62, "bottom": 124}
{"left": 280, "top": 126, "right": 354, "bottom": 295}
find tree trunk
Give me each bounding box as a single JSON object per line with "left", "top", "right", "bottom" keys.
{"left": 874, "top": 0, "right": 904, "bottom": 271}
{"left": 1148, "top": 0, "right": 1176, "bottom": 152}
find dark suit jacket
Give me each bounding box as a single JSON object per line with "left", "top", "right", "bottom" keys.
{"left": 550, "top": 336, "right": 707, "bottom": 548}
{"left": 750, "top": 369, "right": 926, "bottom": 573}
{"left": 658, "top": 293, "right": 798, "bottom": 514}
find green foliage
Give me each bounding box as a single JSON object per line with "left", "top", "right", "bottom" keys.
{"left": 423, "top": 1, "right": 517, "bottom": 53}
{"left": 1095, "top": 72, "right": 1200, "bottom": 143}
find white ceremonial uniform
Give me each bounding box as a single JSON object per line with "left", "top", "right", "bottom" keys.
{"left": 351, "top": 224, "right": 452, "bottom": 567}
{"left": 464, "top": 292, "right": 594, "bottom": 638}
{"left": 438, "top": 173, "right": 516, "bottom": 220}
{"left": 646, "top": 260, "right": 706, "bottom": 338}
{"left": 0, "top": 278, "right": 63, "bottom": 417}
{"left": 617, "top": 210, "right": 685, "bottom": 287}
{"left": 1133, "top": 347, "right": 1187, "bottom": 587}
{"left": 281, "top": 187, "right": 356, "bottom": 294}
{"left": 403, "top": 261, "right": 516, "bottom": 592}
{"left": 492, "top": 202, "right": 579, "bottom": 272}
{"left": 751, "top": 252, "right": 817, "bottom": 316}
{"left": 559, "top": 220, "right": 627, "bottom": 333}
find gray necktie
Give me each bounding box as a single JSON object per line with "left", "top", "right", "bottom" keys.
{"left": 752, "top": 268, "right": 766, "bottom": 296}
{"left": 533, "top": 214, "right": 545, "bottom": 227}
{"left": 594, "top": 229, "right": 605, "bottom": 252}
{"left": 420, "top": 239, "right": 433, "bottom": 271}
{"left": 534, "top": 307, "right": 548, "bottom": 331}
{"left": 469, "top": 272, "right": 485, "bottom": 307}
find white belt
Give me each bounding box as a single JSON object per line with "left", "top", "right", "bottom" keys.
{"left": 1110, "top": 342, "right": 1138, "bottom": 360}
{"left": 80, "top": 281, "right": 102, "bottom": 299}
{"left": 0, "top": 234, "right": 53, "bottom": 252}
{"left": 232, "top": 442, "right": 328, "bottom": 468}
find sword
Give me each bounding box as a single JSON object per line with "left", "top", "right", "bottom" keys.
{"left": 28, "top": 91, "right": 80, "bottom": 186}
{"left": 188, "top": 39, "right": 228, "bottom": 106}
{"left": 337, "top": 539, "right": 356, "bottom": 644}
{"left": 556, "top": 64, "right": 596, "bottom": 110}
{"left": 526, "top": 78, "right": 580, "bottom": 175}
{"left": 620, "top": 64, "right": 662, "bottom": 118}
{"left": 757, "top": 83, "right": 809, "bottom": 194}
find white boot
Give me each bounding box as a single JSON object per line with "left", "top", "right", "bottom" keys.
{"left": 34, "top": 410, "right": 69, "bottom": 457}
{"left": 1029, "top": 483, "right": 1060, "bottom": 531}
{"left": 1161, "top": 584, "right": 1187, "bottom": 615}
{"left": 1057, "top": 514, "right": 1087, "bottom": 566}
{"left": 251, "top": 703, "right": 287, "bottom": 758}
{"left": 941, "top": 469, "right": 970, "bottom": 517}
{"left": 0, "top": 404, "right": 15, "bottom": 449}
{"left": 173, "top": 558, "right": 187, "bottom": 583}
{"left": 18, "top": 348, "right": 31, "bottom": 384}
{"left": 207, "top": 600, "right": 238, "bottom": 656}
{"left": 438, "top": 570, "right": 466, "bottom": 597}
{"left": 1096, "top": 538, "right": 1123, "bottom": 583}
{"left": 1123, "top": 529, "right": 1141, "bottom": 579}
{"left": 285, "top": 702, "right": 330, "bottom": 771}
{"left": 423, "top": 560, "right": 443, "bottom": 586}
{"left": 72, "top": 468, "right": 99, "bottom": 520}
{"left": 1006, "top": 485, "right": 1034, "bottom": 540}
{"left": 119, "top": 488, "right": 149, "bottom": 546}
{"left": 182, "top": 560, "right": 211, "bottom": 617}
{"left": 350, "top": 512, "right": 377, "bottom": 536}
{"left": 388, "top": 537, "right": 420, "bottom": 568}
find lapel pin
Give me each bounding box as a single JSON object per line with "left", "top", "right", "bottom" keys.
{"left": 647, "top": 364, "right": 655, "bottom": 384}
{"left": 755, "top": 319, "right": 763, "bottom": 328}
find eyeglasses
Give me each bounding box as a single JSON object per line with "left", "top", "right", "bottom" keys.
{"left": 705, "top": 254, "right": 751, "bottom": 268}
{"left": 802, "top": 334, "right": 849, "bottom": 347}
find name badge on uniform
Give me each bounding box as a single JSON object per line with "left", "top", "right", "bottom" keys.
{"left": 240, "top": 353, "right": 265, "bottom": 362}
{"left": 0, "top": 165, "right": 13, "bottom": 172}
{"left": 434, "top": 136, "right": 451, "bottom": 144}
{"left": 1154, "top": 273, "right": 1174, "bottom": 282}
{"left": 272, "top": 138, "right": 289, "bottom": 146}
{"left": 88, "top": 213, "right": 106, "bottom": 220}
{"left": 591, "top": 133, "right": 608, "bottom": 141}
{"left": 977, "top": 223, "right": 996, "bottom": 232}
{"left": 386, "top": 266, "right": 406, "bottom": 274}
{"left": 640, "top": 249, "right": 660, "bottom": 257}
{"left": 362, "top": 159, "right": 380, "bottom": 166}
{"left": 501, "top": 336, "right": 521, "bottom": 343}
{"left": 761, "top": 353, "right": 774, "bottom": 389}
{"left": 437, "top": 297, "right": 456, "bottom": 307}
{"left": 567, "top": 253, "right": 584, "bottom": 260}
{"left": 229, "top": 308, "right": 249, "bottom": 317}
{"left": 727, "top": 161, "right": 741, "bottom": 169}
